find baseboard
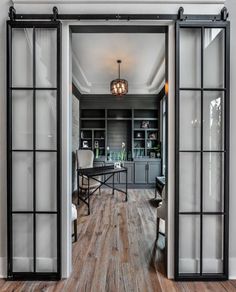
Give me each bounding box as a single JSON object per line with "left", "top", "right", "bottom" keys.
{"left": 0, "top": 257, "right": 7, "bottom": 278}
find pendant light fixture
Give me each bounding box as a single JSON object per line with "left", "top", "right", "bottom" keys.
{"left": 110, "top": 60, "right": 128, "bottom": 96}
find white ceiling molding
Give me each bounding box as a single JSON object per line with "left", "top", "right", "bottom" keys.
{"left": 148, "top": 77, "right": 165, "bottom": 93}
{"left": 72, "top": 75, "right": 91, "bottom": 93}
{"left": 72, "top": 51, "right": 91, "bottom": 87}
{"left": 146, "top": 46, "right": 165, "bottom": 88}
{"left": 147, "top": 59, "right": 165, "bottom": 93}
{"left": 71, "top": 32, "right": 166, "bottom": 95}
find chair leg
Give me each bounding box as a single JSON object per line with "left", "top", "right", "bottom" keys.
{"left": 156, "top": 217, "right": 160, "bottom": 241}
{"left": 74, "top": 219, "right": 77, "bottom": 242}
{"left": 99, "top": 186, "right": 101, "bottom": 196}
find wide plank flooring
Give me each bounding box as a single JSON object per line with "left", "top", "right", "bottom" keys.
{"left": 1, "top": 189, "right": 236, "bottom": 292}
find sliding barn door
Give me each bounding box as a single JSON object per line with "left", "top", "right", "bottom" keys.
{"left": 7, "top": 21, "right": 61, "bottom": 280}
{"left": 175, "top": 21, "right": 230, "bottom": 280}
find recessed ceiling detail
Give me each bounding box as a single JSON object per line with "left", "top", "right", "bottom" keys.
{"left": 72, "top": 33, "right": 165, "bottom": 94}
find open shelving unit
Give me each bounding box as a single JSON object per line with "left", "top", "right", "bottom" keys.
{"left": 133, "top": 109, "right": 159, "bottom": 158}
{"left": 80, "top": 108, "right": 159, "bottom": 160}
{"left": 80, "top": 109, "right": 106, "bottom": 156}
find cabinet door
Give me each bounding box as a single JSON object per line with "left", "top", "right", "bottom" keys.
{"left": 120, "top": 163, "right": 134, "bottom": 184}
{"left": 134, "top": 162, "right": 147, "bottom": 184}
{"left": 148, "top": 161, "right": 161, "bottom": 184}
{"left": 105, "top": 163, "right": 119, "bottom": 183}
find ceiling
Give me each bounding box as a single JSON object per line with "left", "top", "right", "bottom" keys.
{"left": 72, "top": 33, "right": 166, "bottom": 95}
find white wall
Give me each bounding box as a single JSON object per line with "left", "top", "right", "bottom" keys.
{"left": 225, "top": 0, "right": 236, "bottom": 278}
{"left": 1, "top": 0, "right": 236, "bottom": 280}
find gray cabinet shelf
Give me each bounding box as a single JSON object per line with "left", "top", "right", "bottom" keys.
{"left": 80, "top": 108, "right": 160, "bottom": 162}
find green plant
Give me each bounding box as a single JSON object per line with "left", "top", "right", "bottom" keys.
{"left": 120, "top": 142, "right": 126, "bottom": 161}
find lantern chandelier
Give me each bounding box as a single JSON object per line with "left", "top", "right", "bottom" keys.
{"left": 110, "top": 60, "right": 128, "bottom": 96}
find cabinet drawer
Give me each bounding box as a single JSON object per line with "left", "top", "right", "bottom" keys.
{"left": 134, "top": 162, "right": 147, "bottom": 184}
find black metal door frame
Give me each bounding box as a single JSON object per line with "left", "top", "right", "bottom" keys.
{"left": 7, "top": 20, "right": 61, "bottom": 281}
{"left": 175, "top": 20, "right": 230, "bottom": 281}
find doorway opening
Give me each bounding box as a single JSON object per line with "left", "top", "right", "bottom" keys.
{"left": 70, "top": 25, "right": 169, "bottom": 285}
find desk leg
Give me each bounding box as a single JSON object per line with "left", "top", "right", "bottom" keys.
{"left": 88, "top": 178, "right": 90, "bottom": 215}
{"left": 112, "top": 174, "right": 115, "bottom": 195}
{"left": 125, "top": 170, "right": 128, "bottom": 202}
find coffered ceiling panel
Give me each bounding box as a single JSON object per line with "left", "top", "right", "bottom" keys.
{"left": 72, "top": 32, "right": 166, "bottom": 94}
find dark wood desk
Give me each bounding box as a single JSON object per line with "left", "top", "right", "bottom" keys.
{"left": 77, "top": 165, "right": 128, "bottom": 215}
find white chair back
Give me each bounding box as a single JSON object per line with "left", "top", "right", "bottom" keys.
{"left": 77, "top": 150, "right": 94, "bottom": 169}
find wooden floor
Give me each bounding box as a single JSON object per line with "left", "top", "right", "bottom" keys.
{"left": 1, "top": 189, "right": 236, "bottom": 292}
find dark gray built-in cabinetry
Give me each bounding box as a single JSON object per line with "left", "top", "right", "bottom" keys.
{"left": 93, "top": 160, "right": 161, "bottom": 185}
{"left": 79, "top": 94, "right": 164, "bottom": 186}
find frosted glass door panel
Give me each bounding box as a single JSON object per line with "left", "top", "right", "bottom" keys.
{"left": 12, "top": 90, "right": 33, "bottom": 150}
{"left": 203, "top": 215, "right": 224, "bottom": 273}
{"left": 36, "top": 91, "right": 57, "bottom": 150}
{"left": 204, "top": 28, "right": 225, "bottom": 88}
{"left": 179, "top": 215, "right": 200, "bottom": 273}
{"left": 179, "top": 91, "right": 201, "bottom": 151}
{"left": 179, "top": 153, "right": 200, "bottom": 212}
{"left": 12, "top": 152, "right": 33, "bottom": 212}
{"left": 180, "top": 28, "right": 201, "bottom": 88}
{"left": 203, "top": 91, "right": 224, "bottom": 151}
{"left": 12, "top": 28, "right": 33, "bottom": 87}
{"left": 36, "top": 152, "right": 57, "bottom": 211}
{"left": 36, "top": 215, "right": 57, "bottom": 272}
{"left": 35, "top": 29, "right": 57, "bottom": 88}
{"left": 203, "top": 153, "right": 224, "bottom": 212}
{"left": 13, "top": 214, "right": 33, "bottom": 272}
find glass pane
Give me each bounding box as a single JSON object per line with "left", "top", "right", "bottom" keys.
{"left": 203, "top": 153, "right": 224, "bottom": 212}
{"left": 180, "top": 91, "right": 201, "bottom": 151}
{"left": 204, "top": 28, "right": 225, "bottom": 88}
{"left": 35, "top": 28, "right": 57, "bottom": 87}
{"left": 179, "top": 153, "right": 200, "bottom": 212}
{"left": 203, "top": 91, "right": 224, "bottom": 151}
{"left": 12, "top": 28, "right": 33, "bottom": 87}
{"left": 36, "top": 152, "right": 57, "bottom": 211}
{"left": 36, "top": 214, "right": 57, "bottom": 272}
{"left": 13, "top": 214, "right": 33, "bottom": 272}
{"left": 179, "top": 215, "right": 200, "bottom": 273}
{"left": 12, "top": 152, "right": 33, "bottom": 212}
{"left": 180, "top": 28, "right": 201, "bottom": 88}
{"left": 203, "top": 215, "right": 224, "bottom": 273}
{"left": 36, "top": 90, "right": 57, "bottom": 150}
{"left": 12, "top": 90, "right": 33, "bottom": 150}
